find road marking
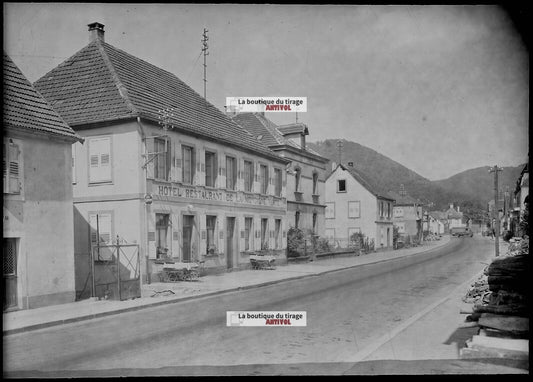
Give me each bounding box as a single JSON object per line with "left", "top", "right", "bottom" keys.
{"left": 349, "top": 269, "right": 485, "bottom": 363}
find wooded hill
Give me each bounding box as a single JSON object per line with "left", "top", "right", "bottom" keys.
{"left": 308, "top": 139, "right": 525, "bottom": 212}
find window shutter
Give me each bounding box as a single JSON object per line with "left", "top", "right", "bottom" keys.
{"left": 8, "top": 142, "right": 20, "bottom": 194}
{"left": 89, "top": 213, "right": 112, "bottom": 245}
{"left": 89, "top": 137, "right": 111, "bottom": 183}
{"left": 145, "top": 138, "right": 155, "bottom": 179}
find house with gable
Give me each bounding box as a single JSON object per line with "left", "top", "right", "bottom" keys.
{"left": 445, "top": 203, "right": 464, "bottom": 229}
{"left": 33, "top": 23, "right": 290, "bottom": 299}
{"left": 231, "top": 112, "right": 329, "bottom": 237}
{"left": 324, "top": 163, "right": 394, "bottom": 250}
{"left": 388, "top": 185, "right": 423, "bottom": 240}
{"left": 3, "top": 52, "right": 83, "bottom": 310}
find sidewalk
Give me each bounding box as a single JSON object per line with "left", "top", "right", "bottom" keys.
{"left": 3, "top": 236, "right": 453, "bottom": 335}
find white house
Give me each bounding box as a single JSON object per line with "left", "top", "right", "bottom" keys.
{"left": 324, "top": 163, "right": 394, "bottom": 250}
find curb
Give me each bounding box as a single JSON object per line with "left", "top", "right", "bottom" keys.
{"left": 3, "top": 239, "right": 453, "bottom": 336}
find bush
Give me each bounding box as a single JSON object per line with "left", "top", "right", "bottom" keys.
{"left": 287, "top": 227, "right": 305, "bottom": 257}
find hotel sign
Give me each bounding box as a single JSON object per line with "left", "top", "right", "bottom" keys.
{"left": 155, "top": 184, "right": 285, "bottom": 207}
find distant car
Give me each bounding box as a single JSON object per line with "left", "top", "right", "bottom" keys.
{"left": 450, "top": 227, "right": 473, "bottom": 237}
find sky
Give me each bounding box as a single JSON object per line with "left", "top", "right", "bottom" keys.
{"left": 3, "top": 3, "right": 529, "bottom": 180}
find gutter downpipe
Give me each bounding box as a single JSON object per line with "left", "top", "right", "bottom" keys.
{"left": 136, "top": 116, "right": 151, "bottom": 284}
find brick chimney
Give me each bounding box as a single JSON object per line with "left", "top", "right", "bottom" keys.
{"left": 348, "top": 162, "right": 354, "bottom": 167}
{"left": 88, "top": 22, "right": 105, "bottom": 43}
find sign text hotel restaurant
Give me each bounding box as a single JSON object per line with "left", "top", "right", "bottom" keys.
{"left": 153, "top": 182, "right": 286, "bottom": 207}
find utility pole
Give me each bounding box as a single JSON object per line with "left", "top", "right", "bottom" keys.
{"left": 201, "top": 28, "right": 209, "bottom": 101}
{"left": 489, "top": 165, "right": 503, "bottom": 256}
{"left": 336, "top": 140, "right": 343, "bottom": 165}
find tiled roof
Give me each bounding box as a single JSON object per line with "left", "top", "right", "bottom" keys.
{"left": 232, "top": 113, "right": 325, "bottom": 158}
{"left": 445, "top": 207, "right": 463, "bottom": 219}
{"left": 3, "top": 52, "right": 80, "bottom": 141}
{"left": 33, "top": 41, "right": 284, "bottom": 162}
{"left": 387, "top": 190, "right": 420, "bottom": 205}
{"left": 339, "top": 164, "right": 394, "bottom": 200}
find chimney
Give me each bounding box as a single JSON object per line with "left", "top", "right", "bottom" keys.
{"left": 348, "top": 162, "right": 354, "bottom": 167}
{"left": 88, "top": 22, "right": 105, "bottom": 43}
{"left": 457, "top": 206, "right": 460, "bottom": 212}
{"left": 450, "top": 203, "right": 453, "bottom": 210}
{"left": 332, "top": 161, "right": 337, "bottom": 171}
{"left": 300, "top": 134, "right": 306, "bottom": 151}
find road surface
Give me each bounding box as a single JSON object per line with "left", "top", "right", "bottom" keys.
{"left": 4, "top": 236, "right": 496, "bottom": 375}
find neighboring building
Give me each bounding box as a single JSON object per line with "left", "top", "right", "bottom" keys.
{"left": 34, "top": 23, "right": 289, "bottom": 299}
{"left": 388, "top": 185, "right": 423, "bottom": 239}
{"left": 511, "top": 162, "right": 529, "bottom": 236}
{"left": 324, "top": 163, "right": 394, "bottom": 249}
{"left": 445, "top": 203, "right": 464, "bottom": 229}
{"left": 3, "top": 53, "right": 83, "bottom": 310}
{"left": 424, "top": 211, "right": 446, "bottom": 235}
{"left": 231, "top": 113, "right": 329, "bottom": 237}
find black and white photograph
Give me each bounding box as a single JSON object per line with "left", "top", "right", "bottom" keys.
{"left": 2, "top": 3, "right": 529, "bottom": 377}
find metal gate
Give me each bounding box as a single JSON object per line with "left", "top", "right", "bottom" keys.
{"left": 3, "top": 238, "right": 18, "bottom": 310}
{"left": 91, "top": 238, "right": 141, "bottom": 301}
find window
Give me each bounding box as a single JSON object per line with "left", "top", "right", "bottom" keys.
{"left": 261, "top": 218, "right": 268, "bottom": 250}
{"left": 387, "top": 203, "right": 391, "bottom": 218}
{"left": 88, "top": 136, "right": 112, "bottom": 183}
{"left": 295, "top": 211, "right": 300, "bottom": 229}
{"left": 274, "top": 168, "right": 282, "bottom": 197}
{"left": 312, "top": 172, "right": 319, "bottom": 195}
{"left": 275, "top": 219, "right": 282, "bottom": 249}
{"left": 182, "top": 145, "right": 195, "bottom": 185}
{"left": 312, "top": 213, "right": 317, "bottom": 234}
{"left": 295, "top": 168, "right": 301, "bottom": 192}
{"left": 325, "top": 202, "right": 335, "bottom": 219}
{"left": 205, "top": 151, "right": 216, "bottom": 187}
{"left": 244, "top": 160, "right": 254, "bottom": 192}
{"left": 3, "top": 139, "right": 21, "bottom": 194}
{"left": 259, "top": 164, "right": 268, "bottom": 194}
{"left": 72, "top": 144, "right": 77, "bottom": 184}
{"left": 380, "top": 201, "right": 384, "bottom": 217}
{"left": 226, "top": 156, "right": 236, "bottom": 190}
{"left": 337, "top": 179, "right": 346, "bottom": 192}
{"left": 244, "top": 217, "right": 253, "bottom": 251}
{"left": 89, "top": 212, "right": 112, "bottom": 245}
{"left": 154, "top": 138, "right": 170, "bottom": 181}
{"left": 156, "top": 214, "right": 170, "bottom": 259}
{"left": 206, "top": 216, "right": 217, "bottom": 254}
{"left": 348, "top": 201, "right": 361, "bottom": 218}
{"left": 394, "top": 207, "right": 404, "bottom": 218}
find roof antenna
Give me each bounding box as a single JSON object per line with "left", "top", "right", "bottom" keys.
{"left": 201, "top": 28, "right": 209, "bottom": 102}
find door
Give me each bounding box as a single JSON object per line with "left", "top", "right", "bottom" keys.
{"left": 3, "top": 238, "right": 18, "bottom": 311}
{"left": 226, "top": 217, "right": 235, "bottom": 269}
{"left": 183, "top": 215, "right": 194, "bottom": 262}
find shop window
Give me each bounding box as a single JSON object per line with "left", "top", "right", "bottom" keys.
{"left": 182, "top": 145, "right": 195, "bottom": 185}
{"left": 156, "top": 213, "right": 170, "bottom": 259}
{"left": 274, "top": 168, "right": 282, "bottom": 197}
{"left": 274, "top": 219, "right": 282, "bottom": 249}
{"left": 206, "top": 215, "right": 217, "bottom": 254}
{"left": 244, "top": 160, "right": 254, "bottom": 192}
{"left": 3, "top": 139, "right": 21, "bottom": 194}
{"left": 245, "top": 217, "right": 253, "bottom": 251}
{"left": 226, "top": 156, "right": 236, "bottom": 190}
{"left": 261, "top": 218, "right": 268, "bottom": 250}
{"left": 205, "top": 151, "right": 217, "bottom": 187}
{"left": 88, "top": 136, "right": 112, "bottom": 184}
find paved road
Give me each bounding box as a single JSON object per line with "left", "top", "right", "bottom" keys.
{"left": 4, "top": 236, "right": 495, "bottom": 375}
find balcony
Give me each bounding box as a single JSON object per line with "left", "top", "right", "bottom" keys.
{"left": 294, "top": 191, "right": 303, "bottom": 202}
{"left": 312, "top": 194, "right": 320, "bottom": 204}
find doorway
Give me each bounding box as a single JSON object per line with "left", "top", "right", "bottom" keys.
{"left": 3, "top": 238, "right": 18, "bottom": 311}
{"left": 226, "top": 217, "right": 235, "bottom": 269}
{"left": 182, "top": 215, "right": 194, "bottom": 262}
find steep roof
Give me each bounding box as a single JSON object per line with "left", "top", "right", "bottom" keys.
{"left": 231, "top": 112, "right": 325, "bottom": 159}
{"left": 33, "top": 40, "right": 285, "bottom": 162}
{"left": 387, "top": 190, "right": 420, "bottom": 206}
{"left": 334, "top": 163, "right": 394, "bottom": 200}
{"left": 445, "top": 206, "right": 463, "bottom": 219}
{"left": 3, "top": 52, "right": 81, "bottom": 142}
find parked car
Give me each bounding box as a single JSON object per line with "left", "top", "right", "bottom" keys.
{"left": 450, "top": 227, "right": 473, "bottom": 237}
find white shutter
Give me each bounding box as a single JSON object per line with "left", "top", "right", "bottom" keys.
{"left": 89, "top": 137, "right": 111, "bottom": 183}
{"left": 8, "top": 142, "right": 20, "bottom": 194}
